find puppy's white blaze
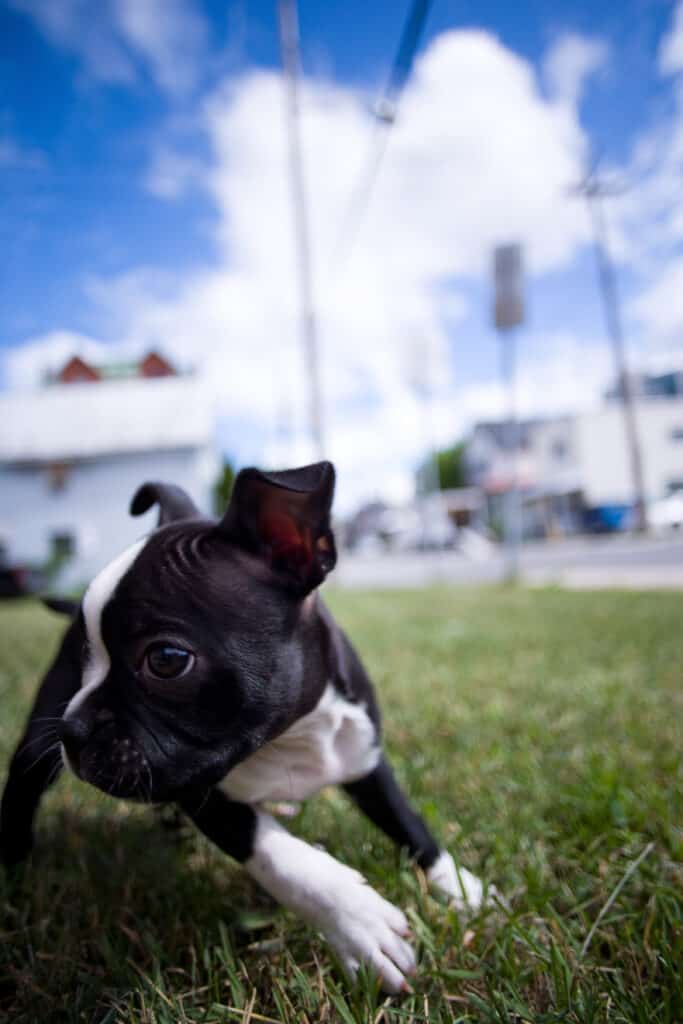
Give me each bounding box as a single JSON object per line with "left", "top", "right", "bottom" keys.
{"left": 63, "top": 538, "right": 147, "bottom": 720}
{"left": 220, "top": 684, "right": 380, "bottom": 804}
{"left": 246, "top": 812, "right": 415, "bottom": 993}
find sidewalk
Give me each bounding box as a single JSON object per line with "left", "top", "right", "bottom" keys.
{"left": 332, "top": 533, "right": 683, "bottom": 589}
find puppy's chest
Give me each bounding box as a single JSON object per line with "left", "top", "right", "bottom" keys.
{"left": 219, "top": 685, "right": 379, "bottom": 804}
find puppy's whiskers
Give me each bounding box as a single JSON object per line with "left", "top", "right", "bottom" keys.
{"left": 19, "top": 739, "right": 61, "bottom": 778}
{"left": 109, "top": 768, "right": 122, "bottom": 798}
{"left": 18, "top": 727, "right": 59, "bottom": 754}
{"left": 45, "top": 756, "right": 63, "bottom": 789}
{"left": 29, "top": 709, "right": 68, "bottom": 725}
{"left": 141, "top": 757, "right": 154, "bottom": 802}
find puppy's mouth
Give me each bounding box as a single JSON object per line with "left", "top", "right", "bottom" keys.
{"left": 62, "top": 732, "right": 155, "bottom": 802}
{"left": 61, "top": 718, "right": 251, "bottom": 804}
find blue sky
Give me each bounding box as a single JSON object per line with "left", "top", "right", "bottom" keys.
{"left": 2, "top": 0, "right": 683, "bottom": 506}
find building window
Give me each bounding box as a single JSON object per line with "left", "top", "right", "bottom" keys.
{"left": 47, "top": 462, "right": 71, "bottom": 492}
{"left": 670, "top": 427, "right": 683, "bottom": 442}
{"left": 551, "top": 439, "right": 567, "bottom": 461}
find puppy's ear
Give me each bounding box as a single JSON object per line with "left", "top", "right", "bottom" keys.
{"left": 220, "top": 461, "right": 336, "bottom": 593}
{"left": 130, "top": 482, "right": 199, "bottom": 527}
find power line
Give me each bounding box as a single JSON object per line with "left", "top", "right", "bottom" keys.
{"left": 332, "top": 0, "right": 433, "bottom": 268}
{"left": 569, "top": 165, "right": 648, "bottom": 532}
{"left": 384, "top": 0, "right": 434, "bottom": 99}
{"left": 277, "top": 0, "right": 324, "bottom": 460}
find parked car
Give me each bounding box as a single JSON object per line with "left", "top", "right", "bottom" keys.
{"left": 649, "top": 492, "right": 683, "bottom": 530}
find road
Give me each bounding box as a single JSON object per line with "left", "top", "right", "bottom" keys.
{"left": 333, "top": 532, "right": 683, "bottom": 589}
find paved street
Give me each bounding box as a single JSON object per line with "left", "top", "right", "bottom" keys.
{"left": 333, "top": 532, "right": 683, "bottom": 589}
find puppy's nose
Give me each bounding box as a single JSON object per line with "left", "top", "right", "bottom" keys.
{"left": 59, "top": 708, "right": 114, "bottom": 751}
{"left": 58, "top": 715, "right": 91, "bottom": 752}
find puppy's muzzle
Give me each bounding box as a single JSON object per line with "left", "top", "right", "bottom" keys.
{"left": 59, "top": 707, "right": 114, "bottom": 767}
{"left": 59, "top": 711, "right": 149, "bottom": 799}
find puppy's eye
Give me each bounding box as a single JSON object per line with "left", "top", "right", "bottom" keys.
{"left": 144, "top": 644, "right": 195, "bottom": 680}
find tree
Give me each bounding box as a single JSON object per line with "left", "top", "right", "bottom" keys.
{"left": 417, "top": 441, "right": 467, "bottom": 493}
{"left": 213, "top": 458, "right": 236, "bottom": 515}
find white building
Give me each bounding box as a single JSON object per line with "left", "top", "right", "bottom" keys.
{"left": 575, "top": 402, "right": 683, "bottom": 507}
{"left": 0, "top": 356, "right": 219, "bottom": 588}
{"left": 467, "top": 389, "right": 683, "bottom": 534}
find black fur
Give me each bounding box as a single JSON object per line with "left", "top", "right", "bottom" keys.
{"left": 1, "top": 461, "right": 440, "bottom": 879}
{"left": 130, "top": 481, "right": 200, "bottom": 526}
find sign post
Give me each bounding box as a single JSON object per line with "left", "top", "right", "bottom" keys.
{"left": 493, "top": 244, "right": 524, "bottom": 582}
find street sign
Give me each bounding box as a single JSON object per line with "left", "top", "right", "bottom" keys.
{"left": 493, "top": 243, "right": 524, "bottom": 331}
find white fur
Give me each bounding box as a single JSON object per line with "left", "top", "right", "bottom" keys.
{"left": 63, "top": 538, "right": 147, "bottom": 720}
{"left": 246, "top": 812, "right": 415, "bottom": 993}
{"left": 220, "top": 684, "right": 380, "bottom": 804}
{"left": 427, "top": 849, "right": 492, "bottom": 913}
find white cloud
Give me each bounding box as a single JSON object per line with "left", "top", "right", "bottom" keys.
{"left": 0, "top": 135, "right": 45, "bottom": 169}
{"left": 113, "top": 0, "right": 208, "bottom": 97}
{"left": 10, "top": 0, "right": 208, "bottom": 95}
{"left": 10, "top": 0, "right": 136, "bottom": 87}
{"left": 458, "top": 334, "right": 613, "bottom": 422}
{"left": 659, "top": 0, "right": 683, "bottom": 75}
{"left": 630, "top": 261, "right": 683, "bottom": 346}
{"left": 612, "top": 3, "right": 683, "bottom": 356}
{"left": 543, "top": 32, "right": 609, "bottom": 107}
{"left": 144, "top": 147, "right": 203, "bottom": 198}
{"left": 3, "top": 29, "right": 620, "bottom": 511}
{"left": 4, "top": 330, "right": 119, "bottom": 390}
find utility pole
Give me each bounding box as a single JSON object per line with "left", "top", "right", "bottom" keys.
{"left": 493, "top": 244, "right": 525, "bottom": 582}
{"left": 570, "top": 172, "right": 648, "bottom": 531}
{"left": 500, "top": 325, "right": 521, "bottom": 580}
{"left": 277, "top": 0, "right": 324, "bottom": 460}
{"left": 407, "top": 335, "right": 444, "bottom": 548}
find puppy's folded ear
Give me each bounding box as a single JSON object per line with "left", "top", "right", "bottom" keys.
{"left": 130, "top": 482, "right": 200, "bottom": 527}
{"left": 219, "top": 461, "right": 336, "bottom": 593}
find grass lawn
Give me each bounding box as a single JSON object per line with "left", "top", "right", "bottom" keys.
{"left": 0, "top": 587, "right": 681, "bottom": 1023}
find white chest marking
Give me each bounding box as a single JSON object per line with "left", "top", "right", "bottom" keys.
{"left": 220, "top": 685, "right": 380, "bottom": 804}
{"left": 63, "top": 537, "right": 147, "bottom": 720}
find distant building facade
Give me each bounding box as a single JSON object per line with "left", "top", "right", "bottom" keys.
{"left": 0, "top": 353, "right": 219, "bottom": 587}
{"left": 604, "top": 369, "right": 683, "bottom": 401}
{"left": 467, "top": 378, "right": 683, "bottom": 535}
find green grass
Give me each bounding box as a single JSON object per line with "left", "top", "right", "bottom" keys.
{"left": 1, "top": 587, "right": 682, "bottom": 1024}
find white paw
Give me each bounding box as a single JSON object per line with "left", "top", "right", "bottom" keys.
{"left": 315, "top": 862, "right": 416, "bottom": 994}
{"left": 427, "top": 850, "right": 499, "bottom": 914}
{"left": 246, "top": 814, "right": 415, "bottom": 993}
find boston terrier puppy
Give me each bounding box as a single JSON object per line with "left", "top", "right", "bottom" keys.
{"left": 0, "top": 461, "right": 490, "bottom": 993}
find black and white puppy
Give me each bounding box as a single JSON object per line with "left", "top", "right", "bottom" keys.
{"left": 0, "top": 461, "right": 489, "bottom": 993}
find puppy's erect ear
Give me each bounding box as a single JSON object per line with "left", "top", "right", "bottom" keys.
{"left": 220, "top": 461, "right": 336, "bottom": 593}
{"left": 130, "top": 482, "right": 200, "bottom": 527}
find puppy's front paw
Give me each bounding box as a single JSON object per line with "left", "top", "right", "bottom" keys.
{"left": 427, "top": 849, "right": 498, "bottom": 914}
{"left": 318, "top": 866, "right": 415, "bottom": 994}
{"left": 246, "top": 814, "right": 415, "bottom": 993}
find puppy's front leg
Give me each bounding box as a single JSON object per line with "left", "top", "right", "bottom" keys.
{"left": 345, "top": 758, "right": 489, "bottom": 913}
{"left": 1, "top": 618, "right": 81, "bottom": 866}
{"left": 182, "top": 790, "right": 415, "bottom": 993}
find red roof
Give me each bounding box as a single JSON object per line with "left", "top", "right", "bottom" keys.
{"left": 55, "top": 351, "right": 177, "bottom": 384}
